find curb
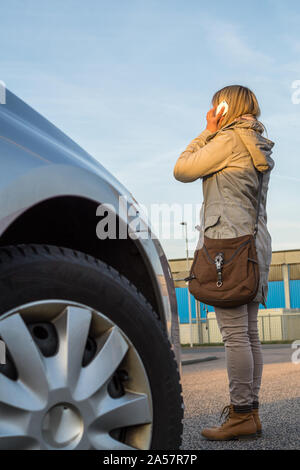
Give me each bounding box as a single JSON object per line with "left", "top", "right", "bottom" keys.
{"left": 181, "top": 356, "right": 218, "bottom": 366}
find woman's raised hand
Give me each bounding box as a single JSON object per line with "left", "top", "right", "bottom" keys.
{"left": 206, "top": 105, "right": 224, "bottom": 133}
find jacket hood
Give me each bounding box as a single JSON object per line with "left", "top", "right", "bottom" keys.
{"left": 233, "top": 120, "right": 275, "bottom": 173}
{"left": 207, "top": 118, "right": 275, "bottom": 173}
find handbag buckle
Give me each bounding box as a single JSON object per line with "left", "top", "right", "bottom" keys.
{"left": 214, "top": 252, "right": 224, "bottom": 287}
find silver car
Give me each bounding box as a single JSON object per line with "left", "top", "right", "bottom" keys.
{"left": 0, "top": 90, "right": 183, "bottom": 450}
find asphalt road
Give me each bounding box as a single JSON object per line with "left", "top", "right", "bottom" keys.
{"left": 180, "top": 345, "right": 300, "bottom": 450}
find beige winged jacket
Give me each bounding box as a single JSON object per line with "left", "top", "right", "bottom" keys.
{"left": 173, "top": 117, "right": 275, "bottom": 307}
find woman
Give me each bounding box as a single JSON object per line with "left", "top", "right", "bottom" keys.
{"left": 173, "top": 85, "right": 275, "bottom": 441}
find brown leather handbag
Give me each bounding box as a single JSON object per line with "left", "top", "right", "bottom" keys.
{"left": 185, "top": 172, "right": 263, "bottom": 308}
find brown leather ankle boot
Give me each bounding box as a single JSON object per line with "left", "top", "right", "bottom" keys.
{"left": 201, "top": 404, "right": 257, "bottom": 441}
{"left": 252, "top": 402, "right": 262, "bottom": 436}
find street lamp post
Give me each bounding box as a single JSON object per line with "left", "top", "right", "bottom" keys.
{"left": 180, "top": 222, "right": 193, "bottom": 348}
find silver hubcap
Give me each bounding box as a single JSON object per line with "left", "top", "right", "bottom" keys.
{"left": 0, "top": 302, "right": 153, "bottom": 450}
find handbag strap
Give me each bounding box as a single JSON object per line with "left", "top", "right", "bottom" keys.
{"left": 253, "top": 171, "right": 263, "bottom": 238}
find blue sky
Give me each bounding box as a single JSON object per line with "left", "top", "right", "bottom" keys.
{"left": 1, "top": 0, "right": 300, "bottom": 259}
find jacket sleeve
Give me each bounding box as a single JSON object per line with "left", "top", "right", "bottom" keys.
{"left": 173, "top": 129, "right": 233, "bottom": 182}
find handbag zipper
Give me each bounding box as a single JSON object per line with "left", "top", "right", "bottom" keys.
{"left": 184, "top": 250, "right": 199, "bottom": 282}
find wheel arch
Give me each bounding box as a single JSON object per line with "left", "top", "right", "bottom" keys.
{"left": 0, "top": 195, "right": 163, "bottom": 324}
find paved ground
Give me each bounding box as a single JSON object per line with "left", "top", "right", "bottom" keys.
{"left": 180, "top": 345, "right": 300, "bottom": 450}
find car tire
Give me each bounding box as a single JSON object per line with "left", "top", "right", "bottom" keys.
{"left": 0, "top": 244, "right": 183, "bottom": 450}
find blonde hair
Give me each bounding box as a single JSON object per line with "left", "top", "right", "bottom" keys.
{"left": 212, "top": 85, "right": 261, "bottom": 130}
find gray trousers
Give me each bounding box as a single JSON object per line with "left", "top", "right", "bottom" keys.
{"left": 214, "top": 301, "right": 263, "bottom": 406}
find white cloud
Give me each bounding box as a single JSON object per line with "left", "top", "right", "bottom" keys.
{"left": 203, "top": 20, "right": 273, "bottom": 67}
{"left": 273, "top": 174, "right": 300, "bottom": 183}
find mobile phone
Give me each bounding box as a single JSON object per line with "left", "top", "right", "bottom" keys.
{"left": 216, "top": 100, "right": 229, "bottom": 117}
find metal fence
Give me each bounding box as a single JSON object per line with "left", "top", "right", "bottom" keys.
{"left": 179, "top": 313, "right": 300, "bottom": 345}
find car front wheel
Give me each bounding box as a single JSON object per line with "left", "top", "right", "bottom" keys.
{"left": 0, "top": 244, "right": 183, "bottom": 450}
